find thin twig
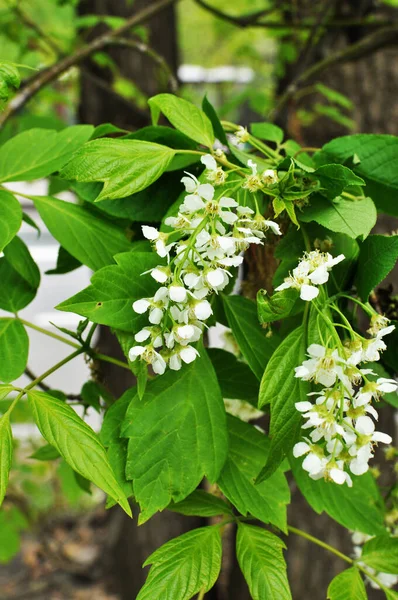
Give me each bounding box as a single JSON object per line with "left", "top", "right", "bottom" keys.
{"left": 107, "top": 37, "right": 178, "bottom": 92}
{"left": 193, "top": 1, "right": 396, "bottom": 30}
{"left": 0, "top": 0, "right": 178, "bottom": 126}
{"left": 270, "top": 23, "right": 398, "bottom": 120}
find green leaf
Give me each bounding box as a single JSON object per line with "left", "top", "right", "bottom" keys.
{"left": 0, "top": 507, "right": 28, "bottom": 563}
{"left": 315, "top": 84, "right": 354, "bottom": 110}
{"left": 207, "top": 348, "right": 259, "bottom": 405}
{"left": 121, "top": 349, "right": 228, "bottom": 523}
{"left": 137, "top": 526, "right": 222, "bottom": 600}
{"left": 0, "top": 413, "right": 12, "bottom": 507}
{"left": 0, "top": 319, "right": 29, "bottom": 383}
{"left": 257, "top": 326, "right": 308, "bottom": 482}
{"left": 78, "top": 171, "right": 183, "bottom": 223}
{"left": 0, "top": 255, "right": 37, "bottom": 312}
{"left": 0, "top": 126, "right": 93, "bottom": 182}
{"left": 257, "top": 288, "right": 301, "bottom": 325}
{"left": 361, "top": 535, "right": 398, "bottom": 574}
{"left": 327, "top": 567, "right": 367, "bottom": 600}
{"left": 60, "top": 138, "right": 175, "bottom": 201}
{"left": 46, "top": 245, "right": 82, "bottom": 275}
{"left": 57, "top": 251, "right": 160, "bottom": 332}
{"left": 100, "top": 388, "right": 132, "bottom": 447}
{"left": 0, "top": 385, "right": 15, "bottom": 401}
{"left": 27, "top": 390, "right": 131, "bottom": 516}
{"left": 0, "top": 190, "right": 22, "bottom": 252}
{"left": 321, "top": 134, "right": 398, "bottom": 215}
{"left": 202, "top": 94, "right": 228, "bottom": 146}
{"left": 30, "top": 443, "right": 61, "bottom": 461}
{"left": 237, "top": 523, "right": 292, "bottom": 600}
{"left": 290, "top": 455, "right": 385, "bottom": 535}
{"left": 222, "top": 295, "right": 279, "bottom": 380}
{"left": 385, "top": 590, "right": 398, "bottom": 600}
{"left": 33, "top": 196, "right": 131, "bottom": 271}
{"left": 3, "top": 236, "right": 40, "bottom": 289}
{"left": 300, "top": 194, "right": 376, "bottom": 240}
{"left": 149, "top": 93, "right": 214, "bottom": 148}
{"left": 217, "top": 416, "right": 290, "bottom": 532}
{"left": 313, "top": 164, "right": 365, "bottom": 200}
{"left": 356, "top": 234, "right": 398, "bottom": 299}
{"left": 169, "top": 490, "right": 233, "bottom": 517}
{"left": 250, "top": 122, "right": 284, "bottom": 144}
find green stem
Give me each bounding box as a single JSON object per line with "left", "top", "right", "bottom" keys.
{"left": 248, "top": 135, "right": 279, "bottom": 161}
{"left": 288, "top": 525, "right": 353, "bottom": 564}
{"left": 18, "top": 318, "right": 81, "bottom": 349}
{"left": 92, "top": 352, "right": 131, "bottom": 371}
{"left": 1, "top": 186, "right": 35, "bottom": 201}
{"left": 174, "top": 149, "right": 206, "bottom": 156}
{"left": 334, "top": 294, "right": 375, "bottom": 317}
{"left": 287, "top": 525, "right": 392, "bottom": 593}
{"left": 300, "top": 223, "right": 311, "bottom": 252}
{"left": 25, "top": 349, "right": 84, "bottom": 391}
{"left": 197, "top": 589, "right": 206, "bottom": 600}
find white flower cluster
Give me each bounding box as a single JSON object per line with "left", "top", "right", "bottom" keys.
{"left": 275, "top": 250, "right": 345, "bottom": 301}
{"left": 293, "top": 318, "right": 396, "bottom": 486}
{"left": 128, "top": 155, "right": 281, "bottom": 374}
{"left": 352, "top": 531, "right": 398, "bottom": 589}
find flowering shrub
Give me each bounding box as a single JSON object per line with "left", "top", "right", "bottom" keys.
{"left": 0, "top": 94, "right": 397, "bottom": 598}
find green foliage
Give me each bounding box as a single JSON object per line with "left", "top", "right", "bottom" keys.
{"left": 0, "top": 126, "right": 93, "bottom": 182}
{"left": 250, "top": 122, "right": 284, "bottom": 144}
{"left": 290, "top": 456, "right": 385, "bottom": 535}
{"left": 57, "top": 251, "right": 160, "bottom": 331}
{"left": 0, "top": 319, "right": 29, "bottom": 382}
{"left": 300, "top": 194, "right": 376, "bottom": 240}
{"left": 137, "top": 526, "right": 222, "bottom": 600}
{"left": 61, "top": 138, "right": 176, "bottom": 201}
{"left": 217, "top": 416, "right": 290, "bottom": 532}
{"left": 208, "top": 348, "right": 259, "bottom": 405}
{"left": 28, "top": 391, "right": 131, "bottom": 516}
{"left": 0, "top": 506, "right": 28, "bottom": 563}
{"left": 149, "top": 93, "right": 214, "bottom": 148}
{"left": 0, "top": 90, "right": 397, "bottom": 597}
{"left": 355, "top": 234, "right": 398, "bottom": 299}
{"left": 257, "top": 326, "right": 308, "bottom": 482}
{"left": 327, "top": 568, "right": 367, "bottom": 600}
{"left": 0, "top": 413, "right": 12, "bottom": 507}
{"left": 121, "top": 349, "right": 228, "bottom": 523}
{"left": 361, "top": 535, "right": 398, "bottom": 574}
{"left": 169, "top": 490, "right": 233, "bottom": 517}
{"left": 0, "top": 62, "right": 20, "bottom": 103}
{"left": 237, "top": 523, "right": 292, "bottom": 600}
{"left": 222, "top": 295, "right": 279, "bottom": 380}
{"left": 257, "top": 288, "right": 301, "bottom": 325}
{"left": 321, "top": 134, "right": 398, "bottom": 214}
{"left": 0, "top": 190, "right": 22, "bottom": 252}
{"left": 33, "top": 195, "right": 131, "bottom": 271}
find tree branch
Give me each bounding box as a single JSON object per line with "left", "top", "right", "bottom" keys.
{"left": 194, "top": 0, "right": 397, "bottom": 30}
{"left": 106, "top": 37, "right": 178, "bottom": 92}
{"left": 270, "top": 23, "right": 398, "bottom": 120}
{"left": 0, "top": 0, "right": 178, "bottom": 126}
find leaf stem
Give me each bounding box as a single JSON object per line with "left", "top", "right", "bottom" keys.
{"left": 287, "top": 525, "right": 353, "bottom": 564}
{"left": 18, "top": 318, "right": 81, "bottom": 349}
{"left": 24, "top": 349, "right": 84, "bottom": 391}
{"left": 197, "top": 589, "right": 206, "bottom": 600}
{"left": 287, "top": 525, "right": 391, "bottom": 593}
{"left": 91, "top": 352, "right": 131, "bottom": 371}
